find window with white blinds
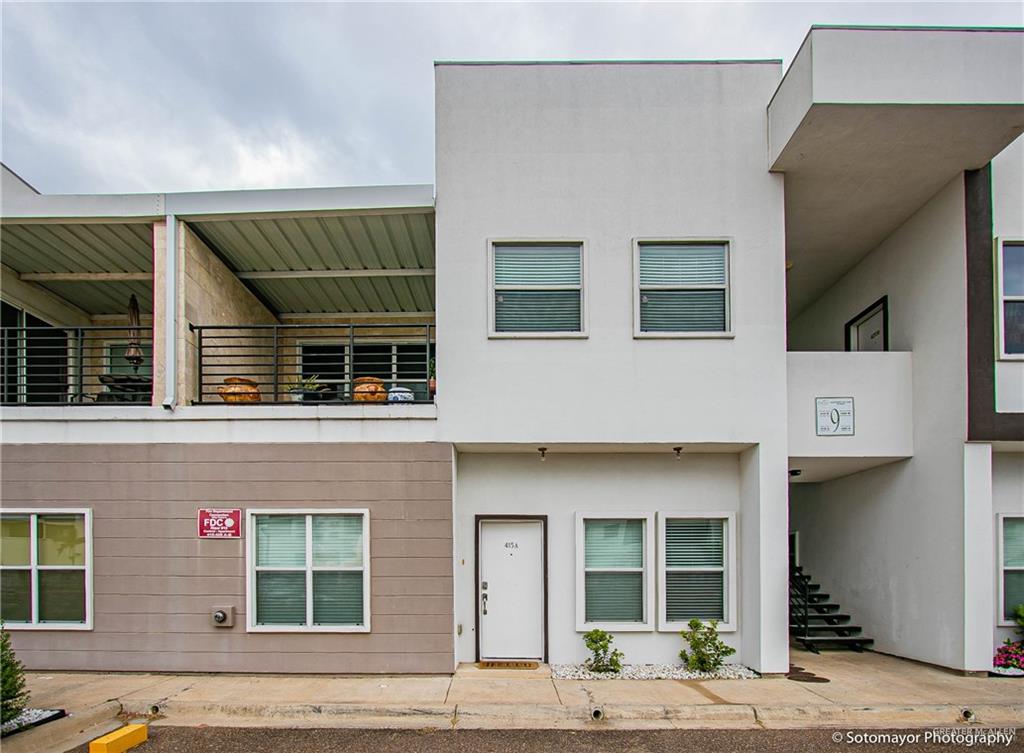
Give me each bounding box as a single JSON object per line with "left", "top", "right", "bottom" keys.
{"left": 999, "top": 242, "right": 1024, "bottom": 357}
{"left": 636, "top": 243, "right": 729, "bottom": 334}
{"left": 659, "top": 514, "right": 735, "bottom": 630}
{"left": 493, "top": 243, "right": 584, "bottom": 334}
{"left": 576, "top": 514, "right": 653, "bottom": 629}
{"left": 248, "top": 510, "right": 369, "bottom": 632}
{"left": 1001, "top": 516, "right": 1024, "bottom": 623}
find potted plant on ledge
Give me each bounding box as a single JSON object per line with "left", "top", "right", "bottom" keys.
{"left": 284, "top": 375, "right": 328, "bottom": 403}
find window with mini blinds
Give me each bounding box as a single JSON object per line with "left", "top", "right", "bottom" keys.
{"left": 248, "top": 510, "right": 369, "bottom": 632}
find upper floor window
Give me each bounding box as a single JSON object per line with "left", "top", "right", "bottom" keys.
{"left": 999, "top": 241, "right": 1024, "bottom": 358}
{"left": 491, "top": 243, "right": 584, "bottom": 336}
{"left": 634, "top": 242, "right": 730, "bottom": 337}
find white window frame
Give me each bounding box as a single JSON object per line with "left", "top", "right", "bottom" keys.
{"left": 574, "top": 512, "right": 655, "bottom": 632}
{"left": 996, "top": 239, "right": 1024, "bottom": 360}
{"left": 245, "top": 508, "right": 371, "bottom": 633}
{"left": 488, "top": 239, "right": 589, "bottom": 339}
{"left": 632, "top": 238, "right": 735, "bottom": 339}
{"left": 657, "top": 512, "right": 737, "bottom": 633}
{"left": 998, "top": 513, "right": 1024, "bottom": 627}
{"left": 0, "top": 508, "right": 93, "bottom": 631}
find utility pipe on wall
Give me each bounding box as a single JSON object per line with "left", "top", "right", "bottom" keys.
{"left": 163, "top": 213, "right": 177, "bottom": 410}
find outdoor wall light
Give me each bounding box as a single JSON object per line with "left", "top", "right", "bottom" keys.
{"left": 538, "top": 447, "right": 547, "bottom": 461}
{"left": 673, "top": 446, "right": 683, "bottom": 460}
{"left": 789, "top": 469, "right": 803, "bottom": 477}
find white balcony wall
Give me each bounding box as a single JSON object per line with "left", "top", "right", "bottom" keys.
{"left": 787, "top": 351, "right": 913, "bottom": 472}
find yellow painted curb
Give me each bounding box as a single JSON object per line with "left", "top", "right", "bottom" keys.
{"left": 89, "top": 723, "right": 148, "bottom": 753}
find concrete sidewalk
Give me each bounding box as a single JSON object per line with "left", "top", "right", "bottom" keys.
{"left": 10, "top": 650, "right": 1024, "bottom": 752}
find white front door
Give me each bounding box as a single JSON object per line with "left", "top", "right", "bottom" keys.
{"left": 479, "top": 519, "right": 544, "bottom": 660}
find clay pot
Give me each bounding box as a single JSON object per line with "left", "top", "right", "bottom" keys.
{"left": 217, "top": 377, "right": 262, "bottom": 403}
{"left": 353, "top": 376, "right": 387, "bottom": 403}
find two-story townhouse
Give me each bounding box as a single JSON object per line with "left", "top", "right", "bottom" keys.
{"left": 1, "top": 25, "right": 1021, "bottom": 677}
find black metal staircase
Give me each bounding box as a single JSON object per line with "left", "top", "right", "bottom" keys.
{"left": 789, "top": 565, "right": 874, "bottom": 652}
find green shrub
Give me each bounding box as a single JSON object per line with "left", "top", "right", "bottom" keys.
{"left": 583, "top": 628, "right": 624, "bottom": 674}
{"left": 1013, "top": 604, "right": 1024, "bottom": 640}
{"left": 1, "top": 625, "right": 30, "bottom": 724}
{"left": 679, "top": 618, "right": 736, "bottom": 673}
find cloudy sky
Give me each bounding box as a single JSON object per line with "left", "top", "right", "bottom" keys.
{"left": 2, "top": 1, "right": 1021, "bottom": 194}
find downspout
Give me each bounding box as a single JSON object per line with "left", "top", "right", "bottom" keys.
{"left": 162, "top": 213, "right": 177, "bottom": 409}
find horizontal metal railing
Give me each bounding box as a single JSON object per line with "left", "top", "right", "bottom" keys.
{"left": 190, "top": 323, "right": 435, "bottom": 405}
{"left": 0, "top": 326, "right": 154, "bottom": 406}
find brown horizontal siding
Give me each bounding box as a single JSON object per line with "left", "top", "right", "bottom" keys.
{"left": 1, "top": 443, "right": 454, "bottom": 674}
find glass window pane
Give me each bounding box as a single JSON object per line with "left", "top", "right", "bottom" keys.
{"left": 1004, "top": 301, "right": 1024, "bottom": 355}
{"left": 640, "top": 289, "right": 726, "bottom": 332}
{"left": 1004, "top": 243, "right": 1024, "bottom": 297}
{"left": 1004, "top": 518, "right": 1024, "bottom": 567}
{"left": 1, "top": 516, "right": 30, "bottom": 566}
{"left": 256, "top": 571, "right": 306, "bottom": 625}
{"left": 353, "top": 344, "right": 392, "bottom": 381}
{"left": 313, "top": 571, "right": 364, "bottom": 626}
{"left": 312, "top": 515, "right": 363, "bottom": 567}
{"left": 585, "top": 571, "right": 643, "bottom": 622}
{"left": 494, "top": 245, "right": 581, "bottom": 286}
{"left": 495, "top": 290, "right": 581, "bottom": 333}
{"left": 255, "top": 515, "right": 306, "bottom": 568}
{"left": 666, "top": 571, "right": 725, "bottom": 621}
{"left": 300, "top": 344, "right": 346, "bottom": 382}
{"left": 105, "top": 343, "right": 153, "bottom": 377}
{"left": 1004, "top": 571, "right": 1024, "bottom": 622}
{"left": 666, "top": 519, "right": 724, "bottom": 568}
{"left": 585, "top": 519, "right": 643, "bottom": 568}
{"left": 38, "top": 570, "right": 86, "bottom": 622}
{"left": 639, "top": 244, "right": 726, "bottom": 286}
{"left": 0, "top": 570, "right": 31, "bottom": 622}
{"left": 38, "top": 514, "right": 85, "bottom": 566}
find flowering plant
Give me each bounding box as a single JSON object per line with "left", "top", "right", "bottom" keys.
{"left": 994, "top": 640, "right": 1024, "bottom": 671}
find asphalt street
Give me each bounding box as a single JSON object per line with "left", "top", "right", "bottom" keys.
{"left": 69, "top": 726, "right": 1024, "bottom": 753}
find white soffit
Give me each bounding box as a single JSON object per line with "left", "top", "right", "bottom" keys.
{"left": 769, "top": 27, "right": 1024, "bottom": 317}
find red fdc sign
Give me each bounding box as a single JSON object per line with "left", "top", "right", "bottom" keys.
{"left": 198, "top": 508, "right": 242, "bottom": 538}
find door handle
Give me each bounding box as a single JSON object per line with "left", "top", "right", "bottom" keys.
{"left": 481, "top": 592, "right": 488, "bottom": 615}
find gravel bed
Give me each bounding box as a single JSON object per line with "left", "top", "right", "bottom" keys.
{"left": 1, "top": 708, "right": 65, "bottom": 737}
{"left": 550, "top": 663, "right": 759, "bottom": 680}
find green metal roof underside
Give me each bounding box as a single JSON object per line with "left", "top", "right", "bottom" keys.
{"left": 189, "top": 210, "right": 436, "bottom": 315}
{"left": 0, "top": 221, "right": 154, "bottom": 315}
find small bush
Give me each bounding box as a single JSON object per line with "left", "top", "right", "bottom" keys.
{"left": 679, "top": 618, "right": 736, "bottom": 673}
{"left": 583, "top": 629, "right": 624, "bottom": 674}
{"left": 1013, "top": 603, "right": 1024, "bottom": 640}
{"left": 1, "top": 625, "right": 30, "bottom": 724}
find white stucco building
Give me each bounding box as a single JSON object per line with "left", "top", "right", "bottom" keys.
{"left": 1, "top": 26, "right": 1021, "bottom": 676}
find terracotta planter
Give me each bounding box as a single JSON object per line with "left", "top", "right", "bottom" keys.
{"left": 353, "top": 376, "right": 387, "bottom": 403}
{"left": 217, "top": 377, "right": 261, "bottom": 403}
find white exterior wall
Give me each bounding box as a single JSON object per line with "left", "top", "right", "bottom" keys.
{"left": 455, "top": 452, "right": 743, "bottom": 665}
{"left": 435, "top": 62, "right": 790, "bottom": 673}
{"left": 993, "top": 137, "right": 1024, "bottom": 414}
{"left": 434, "top": 62, "right": 787, "bottom": 448}
{"left": 788, "top": 175, "right": 972, "bottom": 669}
{"left": 994, "top": 452, "right": 1024, "bottom": 647}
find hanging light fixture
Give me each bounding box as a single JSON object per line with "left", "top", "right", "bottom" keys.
{"left": 673, "top": 446, "right": 683, "bottom": 460}
{"left": 538, "top": 447, "right": 547, "bottom": 462}
{"left": 123, "top": 294, "right": 145, "bottom": 372}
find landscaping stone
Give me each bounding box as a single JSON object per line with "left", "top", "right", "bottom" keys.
{"left": 550, "top": 663, "right": 758, "bottom": 681}
{"left": 0, "top": 708, "right": 65, "bottom": 737}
